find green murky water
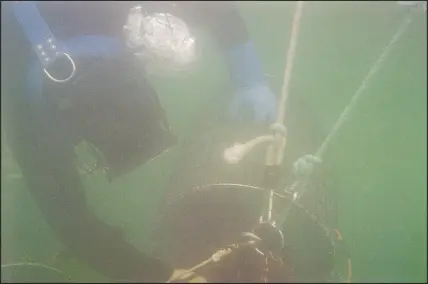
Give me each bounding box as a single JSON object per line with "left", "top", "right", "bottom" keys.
{"left": 1, "top": 2, "right": 426, "bottom": 283}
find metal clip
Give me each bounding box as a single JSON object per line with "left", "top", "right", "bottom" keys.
{"left": 43, "top": 52, "right": 76, "bottom": 83}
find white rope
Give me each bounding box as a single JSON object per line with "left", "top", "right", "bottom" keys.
{"left": 262, "top": 1, "right": 305, "bottom": 224}
{"left": 289, "top": 12, "right": 415, "bottom": 200}
{"left": 1, "top": 262, "right": 68, "bottom": 278}
{"left": 277, "top": 1, "right": 305, "bottom": 124}
{"left": 315, "top": 14, "right": 413, "bottom": 161}
{"left": 166, "top": 247, "right": 236, "bottom": 282}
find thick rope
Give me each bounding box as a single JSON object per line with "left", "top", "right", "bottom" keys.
{"left": 262, "top": 1, "right": 305, "bottom": 224}
{"left": 265, "top": 1, "right": 305, "bottom": 168}
{"left": 277, "top": 1, "right": 305, "bottom": 124}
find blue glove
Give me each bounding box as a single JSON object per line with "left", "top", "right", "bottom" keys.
{"left": 229, "top": 82, "right": 277, "bottom": 124}
{"left": 226, "top": 41, "right": 277, "bottom": 124}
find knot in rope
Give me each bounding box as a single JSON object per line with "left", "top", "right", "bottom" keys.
{"left": 270, "top": 123, "right": 287, "bottom": 137}
{"left": 292, "top": 154, "right": 322, "bottom": 178}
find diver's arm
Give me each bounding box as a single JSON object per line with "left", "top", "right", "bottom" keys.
{"left": 6, "top": 126, "right": 173, "bottom": 282}
{"left": 192, "top": 2, "right": 267, "bottom": 86}
{"left": 174, "top": 2, "right": 277, "bottom": 123}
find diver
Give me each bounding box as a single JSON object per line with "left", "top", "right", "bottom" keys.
{"left": 1, "top": 1, "right": 277, "bottom": 282}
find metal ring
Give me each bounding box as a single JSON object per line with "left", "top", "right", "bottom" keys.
{"left": 43, "top": 52, "right": 76, "bottom": 83}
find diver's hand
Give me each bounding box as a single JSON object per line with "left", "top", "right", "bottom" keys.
{"left": 167, "top": 269, "right": 207, "bottom": 283}
{"left": 229, "top": 82, "right": 277, "bottom": 124}
{"left": 225, "top": 41, "right": 277, "bottom": 124}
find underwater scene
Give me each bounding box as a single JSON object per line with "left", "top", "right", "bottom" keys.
{"left": 1, "top": 1, "right": 426, "bottom": 283}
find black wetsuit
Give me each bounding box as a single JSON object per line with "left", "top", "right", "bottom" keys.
{"left": 1, "top": 2, "right": 251, "bottom": 282}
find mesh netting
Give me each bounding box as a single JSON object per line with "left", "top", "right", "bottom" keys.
{"left": 151, "top": 89, "right": 338, "bottom": 282}
{"left": 152, "top": 184, "right": 335, "bottom": 282}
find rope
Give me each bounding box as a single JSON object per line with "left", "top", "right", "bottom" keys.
{"left": 277, "top": 1, "right": 305, "bottom": 124}
{"left": 262, "top": 1, "right": 305, "bottom": 223}
{"left": 166, "top": 248, "right": 233, "bottom": 282}
{"left": 332, "top": 229, "right": 352, "bottom": 283}
{"left": 315, "top": 14, "right": 413, "bottom": 161}
{"left": 289, "top": 11, "right": 415, "bottom": 199}
{"left": 1, "top": 262, "right": 69, "bottom": 279}
{"left": 346, "top": 257, "right": 352, "bottom": 283}
{"left": 264, "top": 1, "right": 305, "bottom": 167}
{"left": 167, "top": 235, "right": 263, "bottom": 282}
